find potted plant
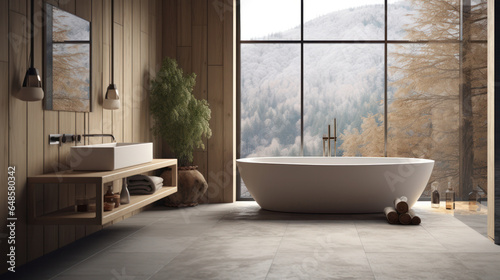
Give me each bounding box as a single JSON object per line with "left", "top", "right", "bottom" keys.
{"left": 150, "top": 57, "right": 212, "bottom": 207}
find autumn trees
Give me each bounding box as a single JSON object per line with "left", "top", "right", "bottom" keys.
{"left": 339, "top": 0, "right": 487, "bottom": 199}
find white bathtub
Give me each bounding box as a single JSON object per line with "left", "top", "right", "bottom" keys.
{"left": 236, "top": 157, "right": 434, "bottom": 213}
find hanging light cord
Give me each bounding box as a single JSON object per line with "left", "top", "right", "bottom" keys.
{"left": 110, "top": 0, "right": 114, "bottom": 84}
{"left": 29, "top": 0, "right": 34, "bottom": 68}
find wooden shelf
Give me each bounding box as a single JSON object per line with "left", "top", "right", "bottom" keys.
{"left": 28, "top": 159, "right": 177, "bottom": 225}
{"left": 28, "top": 159, "right": 177, "bottom": 185}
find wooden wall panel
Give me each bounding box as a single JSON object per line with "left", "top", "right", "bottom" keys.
{"left": 207, "top": 0, "right": 223, "bottom": 66}
{"left": 9, "top": 0, "right": 26, "bottom": 15}
{"left": 162, "top": 0, "right": 235, "bottom": 203}
{"left": 114, "top": 0, "right": 123, "bottom": 25}
{"left": 0, "top": 0, "right": 8, "bottom": 62}
{"left": 132, "top": 0, "right": 141, "bottom": 143}
{"left": 58, "top": 114, "right": 76, "bottom": 247}
{"left": 0, "top": 0, "right": 163, "bottom": 272}
{"left": 0, "top": 62, "right": 9, "bottom": 272}
{"left": 26, "top": 0, "right": 45, "bottom": 260}
{"left": 43, "top": 112, "right": 59, "bottom": 255}
{"left": 192, "top": 25, "right": 208, "bottom": 185}
{"left": 0, "top": 1, "right": 9, "bottom": 273}
{"left": 223, "top": 3, "right": 235, "bottom": 202}
{"left": 9, "top": 10, "right": 28, "bottom": 267}
{"left": 75, "top": 0, "right": 91, "bottom": 21}
{"left": 207, "top": 66, "right": 225, "bottom": 202}
{"left": 163, "top": 0, "right": 177, "bottom": 59}
{"left": 141, "top": 31, "right": 150, "bottom": 143}
{"left": 141, "top": 0, "right": 149, "bottom": 34}
{"left": 25, "top": 100, "right": 45, "bottom": 248}
{"left": 192, "top": 0, "right": 207, "bottom": 26}
{"left": 89, "top": 0, "right": 103, "bottom": 145}
{"left": 59, "top": 0, "right": 75, "bottom": 13}
{"left": 102, "top": 0, "right": 113, "bottom": 142}
{"left": 113, "top": 23, "right": 124, "bottom": 143}
{"left": 177, "top": 0, "right": 191, "bottom": 47}
{"left": 192, "top": 26, "right": 207, "bottom": 100}
{"left": 177, "top": 46, "right": 192, "bottom": 74}
{"left": 123, "top": 0, "right": 133, "bottom": 143}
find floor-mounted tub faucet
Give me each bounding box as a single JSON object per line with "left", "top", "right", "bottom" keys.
{"left": 322, "top": 118, "right": 337, "bottom": 157}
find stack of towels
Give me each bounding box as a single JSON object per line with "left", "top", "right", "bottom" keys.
{"left": 126, "top": 175, "right": 163, "bottom": 195}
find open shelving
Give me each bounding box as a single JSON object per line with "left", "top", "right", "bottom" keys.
{"left": 28, "top": 159, "right": 177, "bottom": 225}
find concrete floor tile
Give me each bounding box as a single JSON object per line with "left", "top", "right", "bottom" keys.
{"left": 267, "top": 249, "right": 374, "bottom": 280}
{"left": 366, "top": 252, "right": 472, "bottom": 280}
{"left": 54, "top": 252, "right": 173, "bottom": 278}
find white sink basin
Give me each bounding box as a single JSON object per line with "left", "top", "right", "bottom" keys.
{"left": 70, "top": 143, "right": 153, "bottom": 171}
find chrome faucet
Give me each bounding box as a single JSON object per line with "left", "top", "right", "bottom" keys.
{"left": 322, "top": 118, "right": 337, "bottom": 157}
{"left": 81, "top": 134, "right": 116, "bottom": 142}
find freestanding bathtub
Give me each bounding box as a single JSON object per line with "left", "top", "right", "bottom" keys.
{"left": 237, "top": 157, "right": 434, "bottom": 213}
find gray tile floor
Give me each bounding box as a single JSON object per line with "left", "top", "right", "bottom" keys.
{"left": 3, "top": 201, "right": 500, "bottom": 280}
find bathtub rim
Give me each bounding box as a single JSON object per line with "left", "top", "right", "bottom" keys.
{"left": 236, "top": 156, "right": 435, "bottom": 167}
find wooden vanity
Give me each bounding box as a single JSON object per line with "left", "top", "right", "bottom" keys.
{"left": 28, "top": 159, "right": 177, "bottom": 225}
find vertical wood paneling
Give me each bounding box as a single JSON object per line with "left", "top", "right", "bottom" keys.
{"left": 114, "top": 0, "right": 123, "bottom": 25}
{"left": 89, "top": 0, "right": 103, "bottom": 144}
{"left": 141, "top": 31, "right": 150, "bottom": 143}
{"left": 207, "top": 66, "right": 224, "bottom": 202}
{"left": 9, "top": 0, "right": 26, "bottom": 15}
{"left": 58, "top": 113, "right": 76, "bottom": 247}
{"left": 192, "top": 0, "right": 207, "bottom": 26}
{"left": 0, "top": 62, "right": 9, "bottom": 272}
{"left": 113, "top": 23, "right": 124, "bottom": 142}
{"left": 0, "top": 0, "right": 9, "bottom": 272}
{"left": 132, "top": 0, "right": 141, "bottom": 142}
{"left": 1, "top": 0, "right": 167, "bottom": 271}
{"left": 102, "top": 0, "right": 113, "bottom": 142}
{"left": 192, "top": 27, "right": 207, "bottom": 100}
{"left": 208, "top": 0, "right": 223, "bottom": 65}
{"left": 43, "top": 111, "right": 59, "bottom": 255}
{"left": 192, "top": 25, "right": 208, "bottom": 184}
{"left": 141, "top": 0, "right": 149, "bottom": 33}
{"left": 59, "top": 0, "right": 75, "bottom": 13}
{"left": 163, "top": 0, "right": 177, "bottom": 59}
{"left": 27, "top": 0, "right": 45, "bottom": 261}
{"left": 73, "top": 0, "right": 90, "bottom": 244}
{"left": 123, "top": 0, "right": 133, "bottom": 142}
{"left": 177, "top": 0, "right": 191, "bottom": 46}
{"left": 154, "top": 0, "right": 163, "bottom": 158}
{"left": 43, "top": 0, "right": 61, "bottom": 241}
{"left": 223, "top": 1, "right": 234, "bottom": 202}
{"left": 75, "top": 0, "right": 91, "bottom": 21}
{"left": 9, "top": 10, "right": 28, "bottom": 266}
{"left": 162, "top": 0, "right": 234, "bottom": 203}
{"left": 0, "top": 0, "right": 8, "bottom": 62}
{"left": 177, "top": 46, "right": 192, "bottom": 74}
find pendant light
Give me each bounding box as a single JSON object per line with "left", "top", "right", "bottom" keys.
{"left": 17, "top": 0, "right": 44, "bottom": 101}
{"left": 103, "top": 0, "right": 120, "bottom": 110}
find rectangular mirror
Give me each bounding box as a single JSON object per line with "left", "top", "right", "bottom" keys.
{"left": 44, "top": 3, "right": 91, "bottom": 112}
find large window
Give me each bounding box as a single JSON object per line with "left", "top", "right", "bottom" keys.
{"left": 238, "top": 0, "right": 487, "bottom": 200}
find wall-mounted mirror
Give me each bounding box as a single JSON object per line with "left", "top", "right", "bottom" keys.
{"left": 44, "top": 3, "right": 91, "bottom": 112}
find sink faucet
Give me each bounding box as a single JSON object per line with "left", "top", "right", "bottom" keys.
{"left": 81, "top": 134, "right": 116, "bottom": 142}
{"left": 322, "top": 118, "right": 337, "bottom": 157}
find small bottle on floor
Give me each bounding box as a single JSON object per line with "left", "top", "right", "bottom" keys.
{"left": 431, "top": 182, "right": 440, "bottom": 208}
{"left": 445, "top": 180, "right": 455, "bottom": 210}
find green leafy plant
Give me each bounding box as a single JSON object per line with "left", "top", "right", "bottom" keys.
{"left": 150, "top": 57, "right": 212, "bottom": 166}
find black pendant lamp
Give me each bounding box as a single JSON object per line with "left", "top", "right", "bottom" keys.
{"left": 103, "top": 0, "right": 120, "bottom": 110}
{"left": 18, "top": 0, "right": 44, "bottom": 101}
